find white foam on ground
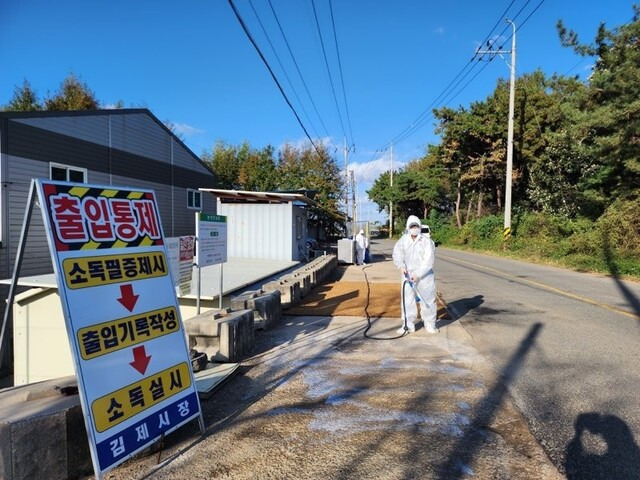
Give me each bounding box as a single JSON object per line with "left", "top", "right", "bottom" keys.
{"left": 261, "top": 358, "right": 475, "bottom": 438}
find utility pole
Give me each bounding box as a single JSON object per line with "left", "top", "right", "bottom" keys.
{"left": 350, "top": 170, "right": 356, "bottom": 223}
{"left": 344, "top": 137, "right": 349, "bottom": 233}
{"left": 389, "top": 143, "right": 393, "bottom": 238}
{"left": 476, "top": 19, "right": 516, "bottom": 241}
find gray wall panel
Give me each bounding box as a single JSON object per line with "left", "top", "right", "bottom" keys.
{"left": 6, "top": 156, "right": 54, "bottom": 277}
{"left": 173, "top": 142, "right": 212, "bottom": 175}
{"left": 110, "top": 114, "right": 171, "bottom": 162}
{"left": 0, "top": 110, "right": 216, "bottom": 279}
{"left": 17, "top": 116, "right": 109, "bottom": 147}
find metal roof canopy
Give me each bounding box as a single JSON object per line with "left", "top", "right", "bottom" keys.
{"left": 199, "top": 188, "right": 317, "bottom": 207}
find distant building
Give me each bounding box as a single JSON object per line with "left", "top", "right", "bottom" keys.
{"left": 201, "top": 188, "right": 316, "bottom": 262}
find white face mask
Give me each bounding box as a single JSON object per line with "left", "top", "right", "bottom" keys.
{"left": 409, "top": 227, "right": 420, "bottom": 236}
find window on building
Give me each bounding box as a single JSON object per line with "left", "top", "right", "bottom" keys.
{"left": 187, "top": 189, "right": 202, "bottom": 210}
{"left": 50, "top": 163, "right": 87, "bottom": 183}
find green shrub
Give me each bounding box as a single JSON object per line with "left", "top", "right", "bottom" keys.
{"left": 595, "top": 198, "right": 640, "bottom": 255}
{"left": 425, "top": 211, "right": 458, "bottom": 245}
{"left": 434, "top": 209, "right": 639, "bottom": 279}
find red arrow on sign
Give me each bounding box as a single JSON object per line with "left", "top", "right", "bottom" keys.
{"left": 130, "top": 345, "right": 151, "bottom": 375}
{"left": 117, "top": 284, "right": 139, "bottom": 312}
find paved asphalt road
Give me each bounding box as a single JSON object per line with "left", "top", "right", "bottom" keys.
{"left": 372, "top": 238, "right": 640, "bottom": 478}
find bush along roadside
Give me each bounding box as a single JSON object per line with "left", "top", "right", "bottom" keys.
{"left": 427, "top": 198, "right": 640, "bottom": 279}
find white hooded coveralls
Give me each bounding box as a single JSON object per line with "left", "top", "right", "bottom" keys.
{"left": 355, "top": 229, "right": 366, "bottom": 265}
{"left": 392, "top": 215, "right": 437, "bottom": 329}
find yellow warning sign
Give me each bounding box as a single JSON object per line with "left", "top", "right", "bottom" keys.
{"left": 92, "top": 362, "right": 191, "bottom": 432}
{"left": 77, "top": 307, "right": 179, "bottom": 360}
{"left": 62, "top": 251, "right": 168, "bottom": 289}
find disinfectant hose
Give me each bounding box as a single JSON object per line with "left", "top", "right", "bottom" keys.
{"left": 362, "top": 263, "right": 408, "bottom": 340}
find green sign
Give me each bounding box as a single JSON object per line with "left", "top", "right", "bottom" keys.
{"left": 199, "top": 213, "right": 226, "bottom": 223}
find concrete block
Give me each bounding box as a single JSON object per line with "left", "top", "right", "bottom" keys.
{"left": 12, "top": 411, "right": 67, "bottom": 479}
{"left": 248, "top": 290, "right": 281, "bottom": 330}
{"left": 291, "top": 271, "right": 312, "bottom": 298}
{"left": 0, "top": 423, "right": 11, "bottom": 479}
{"left": 183, "top": 309, "right": 228, "bottom": 337}
{"left": 66, "top": 401, "right": 93, "bottom": 478}
{"left": 184, "top": 309, "right": 254, "bottom": 362}
{"left": 230, "top": 291, "right": 258, "bottom": 311}
{"left": 218, "top": 309, "right": 254, "bottom": 363}
{"left": 263, "top": 279, "right": 300, "bottom": 309}
{"left": 0, "top": 376, "right": 92, "bottom": 480}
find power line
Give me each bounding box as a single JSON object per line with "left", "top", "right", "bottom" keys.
{"left": 493, "top": 0, "right": 532, "bottom": 45}
{"left": 247, "top": 0, "right": 322, "bottom": 142}
{"left": 228, "top": 0, "right": 322, "bottom": 156}
{"left": 266, "top": 0, "right": 334, "bottom": 144}
{"left": 394, "top": 0, "right": 546, "bottom": 153}
{"left": 370, "top": 0, "right": 520, "bottom": 158}
{"left": 386, "top": 60, "right": 493, "bottom": 152}
{"left": 371, "top": 0, "right": 546, "bottom": 161}
{"left": 311, "top": 0, "right": 349, "bottom": 145}
{"left": 472, "top": 0, "right": 518, "bottom": 59}
{"left": 328, "top": 0, "right": 355, "bottom": 146}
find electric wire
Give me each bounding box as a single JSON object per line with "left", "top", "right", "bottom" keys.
{"left": 247, "top": 0, "right": 322, "bottom": 142}
{"left": 371, "top": 0, "right": 524, "bottom": 157}
{"left": 386, "top": 60, "right": 490, "bottom": 149}
{"left": 371, "top": 0, "right": 547, "bottom": 162}
{"left": 328, "top": 0, "right": 355, "bottom": 146}
{"left": 395, "top": 0, "right": 544, "bottom": 154}
{"left": 267, "top": 0, "right": 334, "bottom": 145}
{"left": 311, "top": 0, "right": 350, "bottom": 145}
{"left": 471, "top": 0, "right": 519, "bottom": 59}
{"left": 228, "top": 0, "right": 323, "bottom": 156}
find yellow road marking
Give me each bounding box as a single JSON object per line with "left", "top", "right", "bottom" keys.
{"left": 439, "top": 254, "right": 640, "bottom": 321}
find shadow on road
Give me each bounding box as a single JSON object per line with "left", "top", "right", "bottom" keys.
{"left": 602, "top": 231, "right": 640, "bottom": 321}
{"left": 565, "top": 412, "right": 640, "bottom": 480}
{"left": 436, "top": 322, "right": 543, "bottom": 479}
{"left": 438, "top": 295, "right": 484, "bottom": 328}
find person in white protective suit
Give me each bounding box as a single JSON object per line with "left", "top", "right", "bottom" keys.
{"left": 355, "top": 229, "right": 366, "bottom": 265}
{"left": 392, "top": 215, "right": 439, "bottom": 334}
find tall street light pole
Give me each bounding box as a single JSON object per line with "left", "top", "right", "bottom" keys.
{"left": 344, "top": 137, "right": 349, "bottom": 233}
{"left": 389, "top": 143, "right": 394, "bottom": 238}
{"left": 504, "top": 19, "right": 516, "bottom": 240}
{"left": 476, "top": 18, "right": 516, "bottom": 241}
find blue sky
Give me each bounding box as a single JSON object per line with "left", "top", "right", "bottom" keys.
{"left": 0, "top": 1, "right": 634, "bottom": 223}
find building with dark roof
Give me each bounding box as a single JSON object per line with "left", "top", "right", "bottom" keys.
{"left": 0, "top": 109, "right": 217, "bottom": 371}
{"left": 0, "top": 108, "right": 217, "bottom": 279}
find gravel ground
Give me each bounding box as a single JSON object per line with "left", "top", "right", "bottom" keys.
{"left": 99, "top": 261, "right": 562, "bottom": 480}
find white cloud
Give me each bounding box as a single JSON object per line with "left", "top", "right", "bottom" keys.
{"left": 277, "top": 136, "right": 334, "bottom": 152}
{"left": 349, "top": 153, "right": 408, "bottom": 184}
{"left": 171, "top": 123, "right": 204, "bottom": 137}
{"left": 434, "top": 27, "right": 445, "bottom": 35}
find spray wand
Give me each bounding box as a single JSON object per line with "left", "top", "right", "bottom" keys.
{"left": 400, "top": 266, "right": 421, "bottom": 333}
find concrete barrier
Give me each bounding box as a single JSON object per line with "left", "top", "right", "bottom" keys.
{"left": 0, "top": 376, "right": 91, "bottom": 480}
{"left": 230, "top": 290, "right": 281, "bottom": 330}
{"left": 263, "top": 279, "right": 301, "bottom": 309}
{"left": 288, "top": 271, "right": 311, "bottom": 298}
{"left": 183, "top": 309, "right": 254, "bottom": 362}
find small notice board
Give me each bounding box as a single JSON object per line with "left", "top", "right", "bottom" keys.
{"left": 195, "top": 213, "right": 227, "bottom": 267}
{"left": 35, "top": 180, "right": 204, "bottom": 478}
